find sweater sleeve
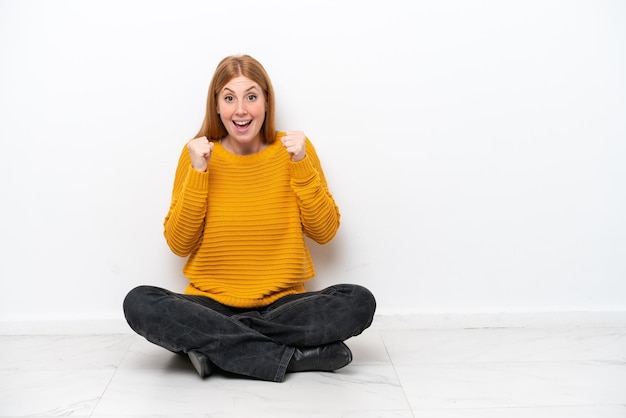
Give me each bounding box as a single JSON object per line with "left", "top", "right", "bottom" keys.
{"left": 163, "top": 145, "right": 210, "bottom": 256}
{"left": 290, "top": 138, "right": 341, "bottom": 244}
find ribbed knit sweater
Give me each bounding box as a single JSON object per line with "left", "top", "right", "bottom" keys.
{"left": 163, "top": 133, "right": 340, "bottom": 308}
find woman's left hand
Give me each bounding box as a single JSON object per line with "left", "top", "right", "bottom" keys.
{"left": 281, "top": 131, "right": 306, "bottom": 162}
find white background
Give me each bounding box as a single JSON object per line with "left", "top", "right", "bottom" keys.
{"left": 1, "top": 0, "right": 625, "bottom": 324}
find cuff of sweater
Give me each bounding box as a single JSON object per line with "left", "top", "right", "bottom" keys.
{"left": 184, "top": 165, "right": 209, "bottom": 191}
{"left": 290, "top": 155, "right": 317, "bottom": 182}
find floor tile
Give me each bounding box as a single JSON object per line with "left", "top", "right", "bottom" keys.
{"left": 411, "top": 405, "right": 626, "bottom": 418}
{"left": 91, "top": 411, "right": 414, "bottom": 418}
{"left": 93, "top": 365, "right": 409, "bottom": 416}
{"left": 0, "top": 369, "right": 114, "bottom": 416}
{"left": 382, "top": 327, "right": 626, "bottom": 364}
{"left": 0, "top": 334, "right": 136, "bottom": 371}
{"left": 396, "top": 361, "right": 626, "bottom": 410}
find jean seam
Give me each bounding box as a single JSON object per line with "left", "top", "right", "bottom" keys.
{"left": 274, "top": 346, "right": 295, "bottom": 382}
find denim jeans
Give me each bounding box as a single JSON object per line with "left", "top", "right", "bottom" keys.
{"left": 123, "top": 284, "right": 376, "bottom": 382}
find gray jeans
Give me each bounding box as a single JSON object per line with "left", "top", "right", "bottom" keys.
{"left": 123, "top": 284, "right": 376, "bottom": 382}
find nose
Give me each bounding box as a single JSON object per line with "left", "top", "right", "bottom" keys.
{"left": 235, "top": 100, "right": 247, "bottom": 115}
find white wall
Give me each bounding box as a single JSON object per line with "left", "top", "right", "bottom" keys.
{"left": 1, "top": 0, "right": 625, "bottom": 327}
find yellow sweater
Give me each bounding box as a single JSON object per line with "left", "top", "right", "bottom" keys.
{"left": 163, "top": 134, "right": 340, "bottom": 308}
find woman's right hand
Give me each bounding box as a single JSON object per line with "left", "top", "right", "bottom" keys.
{"left": 187, "top": 136, "right": 214, "bottom": 172}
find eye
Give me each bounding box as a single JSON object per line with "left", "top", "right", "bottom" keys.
{"left": 223, "top": 95, "right": 234, "bottom": 102}
{"left": 246, "top": 94, "right": 257, "bottom": 101}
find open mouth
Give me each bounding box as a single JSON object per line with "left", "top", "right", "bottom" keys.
{"left": 233, "top": 120, "right": 252, "bottom": 128}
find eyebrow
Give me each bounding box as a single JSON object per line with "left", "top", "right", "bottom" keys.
{"left": 222, "top": 85, "right": 259, "bottom": 93}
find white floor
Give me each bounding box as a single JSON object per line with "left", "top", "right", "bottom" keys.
{"left": 1, "top": 319, "right": 625, "bottom": 417}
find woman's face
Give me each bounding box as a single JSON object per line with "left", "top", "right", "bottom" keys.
{"left": 217, "top": 75, "right": 266, "bottom": 148}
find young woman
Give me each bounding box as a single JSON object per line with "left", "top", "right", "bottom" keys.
{"left": 123, "top": 55, "right": 376, "bottom": 382}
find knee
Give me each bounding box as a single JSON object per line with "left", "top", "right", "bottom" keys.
{"left": 336, "top": 284, "right": 377, "bottom": 325}
{"left": 354, "top": 284, "right": 377, "bottom": 321}
{"left": 122, "top": 285, "right": 162, "bottom": 323}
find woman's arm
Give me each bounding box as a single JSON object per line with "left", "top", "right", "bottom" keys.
{"left": 290, "top": 138, "right": 341, "bottom": 244}
{"left": 163, "top": 145, "right": 210, "bottom": 256}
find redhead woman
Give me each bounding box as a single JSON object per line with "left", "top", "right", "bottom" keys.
{"left": 123, "top": 55, "right": 376, "bottom": 382}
